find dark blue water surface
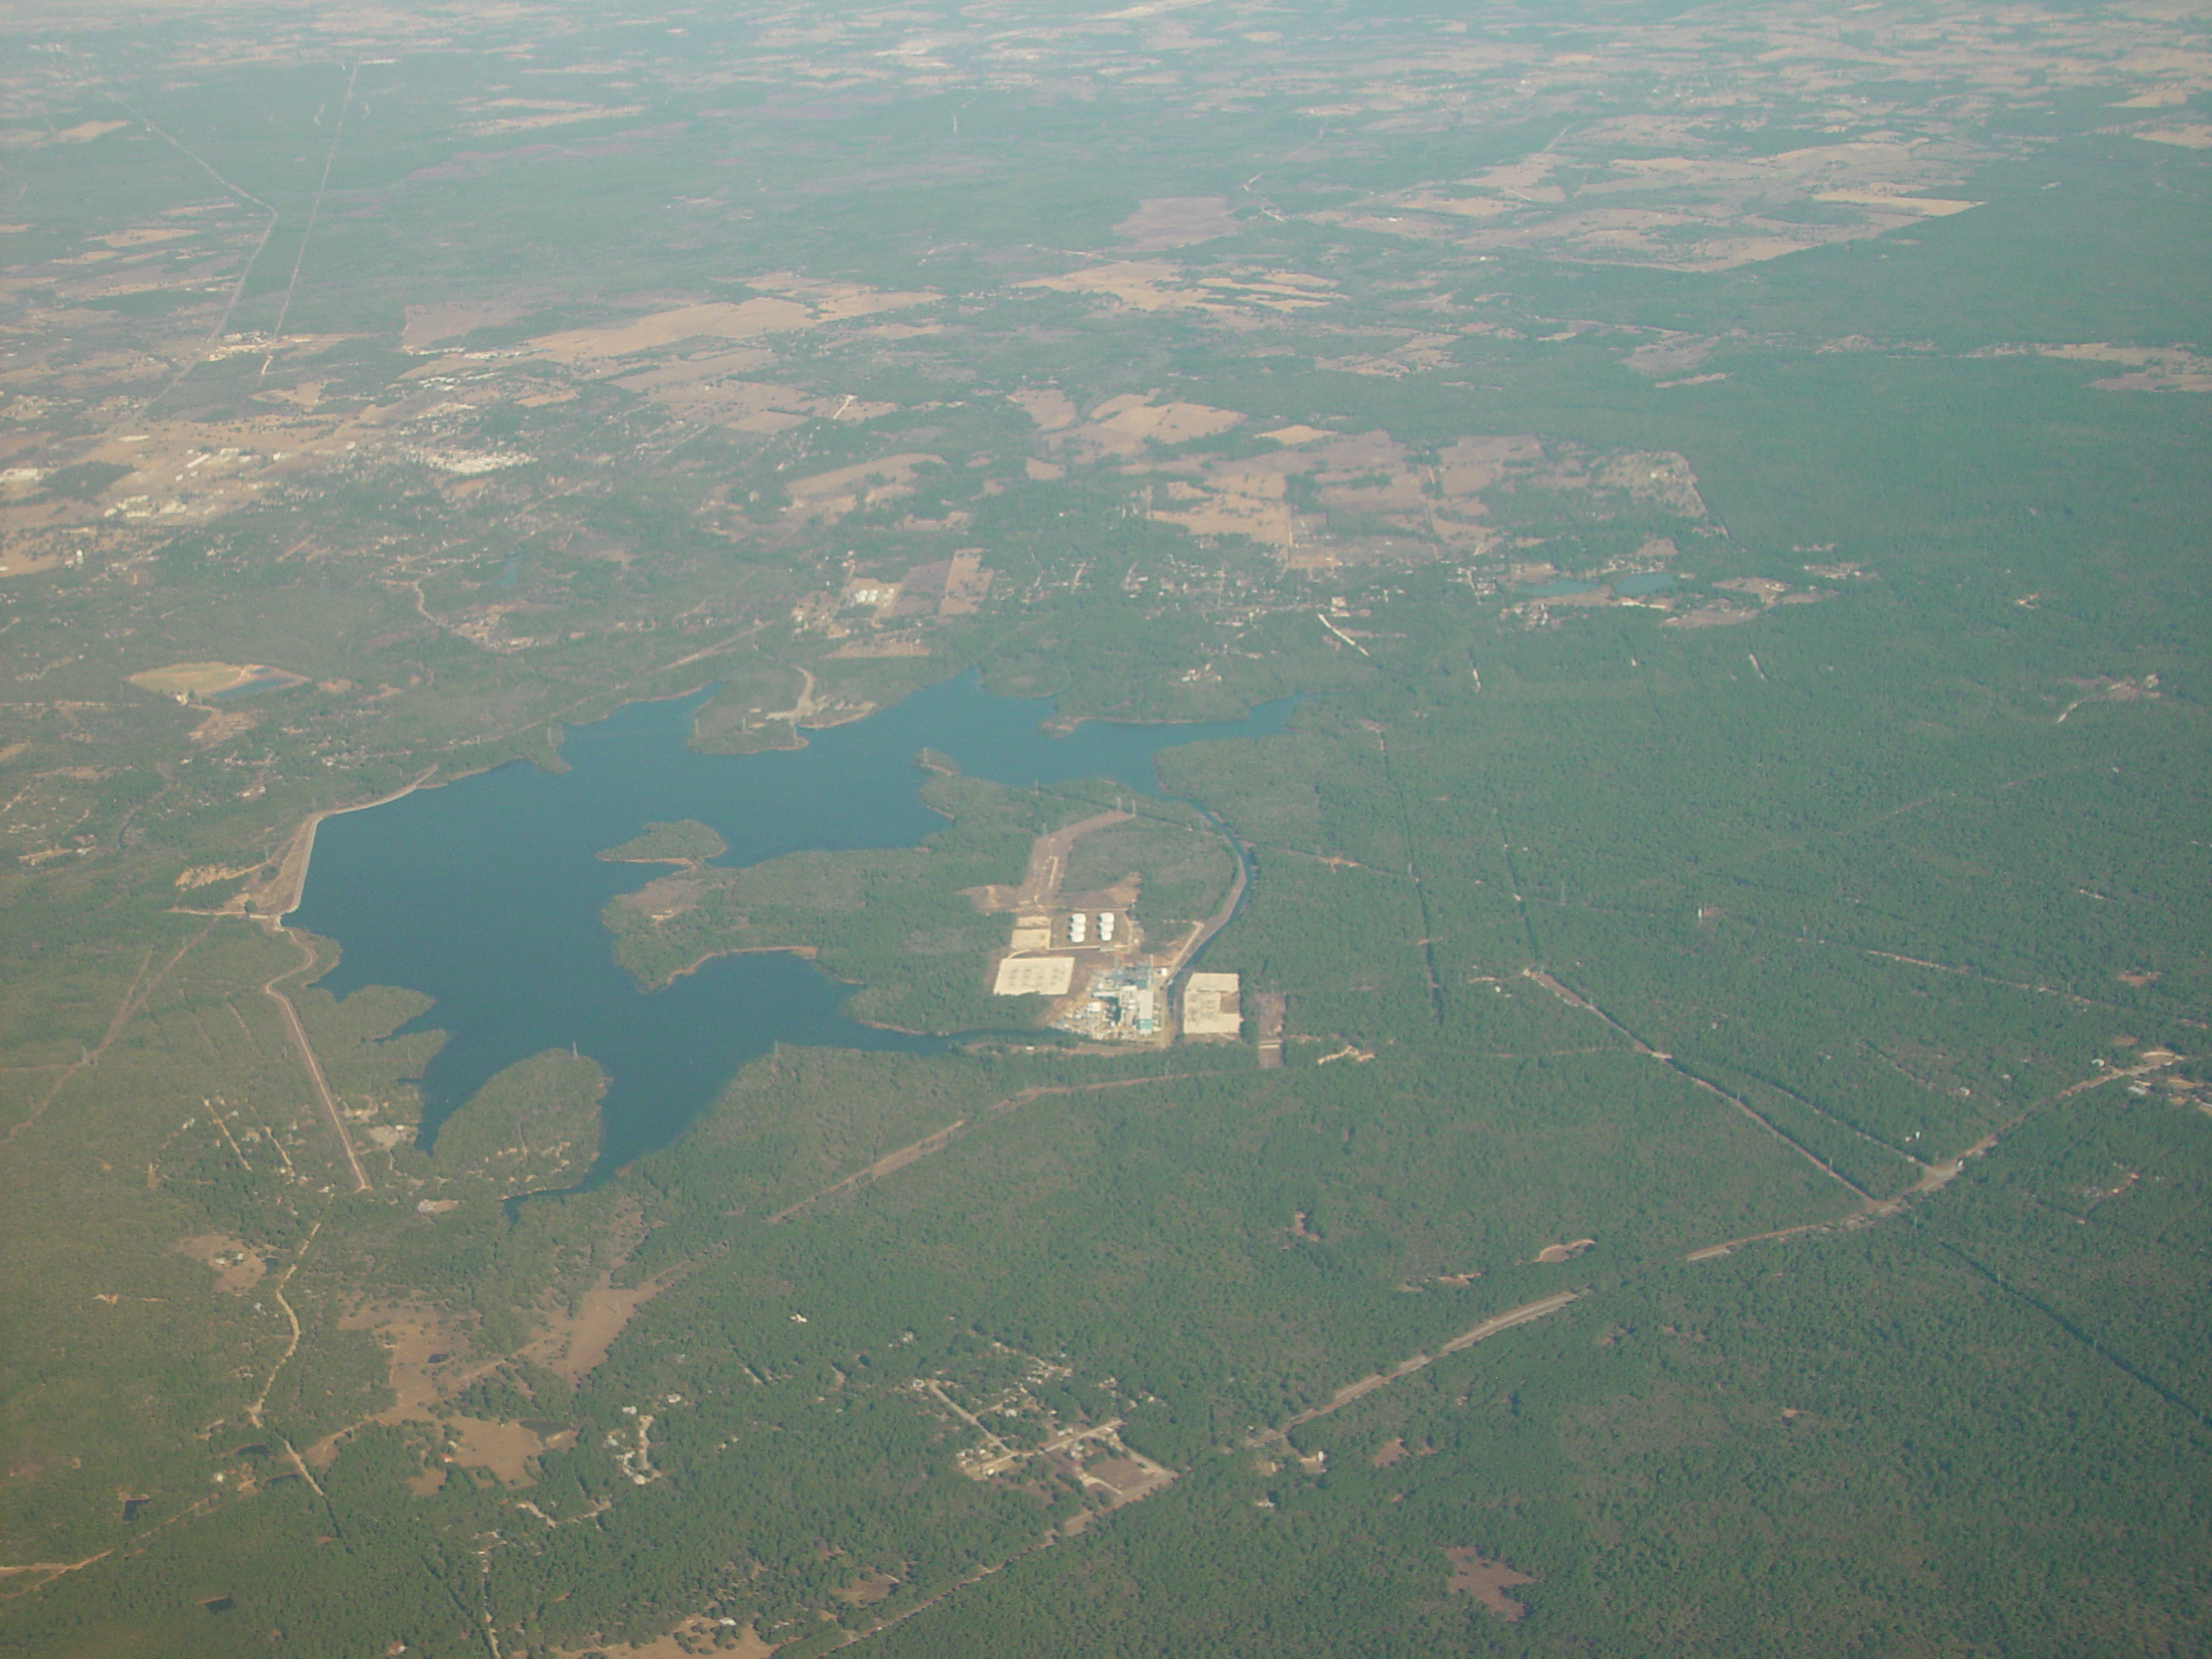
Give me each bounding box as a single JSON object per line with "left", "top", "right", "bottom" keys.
{"left": 292, "top": 674, "right": 1292, "bottom": 1181}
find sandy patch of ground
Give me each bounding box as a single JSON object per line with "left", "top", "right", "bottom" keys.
{"left": 1315, "top": 331, "right": 1461, "bottom": 378}
{"left": 402, "top": 300, "right": 530, "bottom": 350}
{"left": 98, "top": 226, "right": 194, "bottom": 248}
{"left": 1139, "top": 427, "right": 1694, "bottom": 565}
{"left": 1114, "top": 195, "right": 1243, "bottom": 249}
{"left": 0, "top": 547, "right": 61, "bottom": 577}
{"left": 557, "top": 1620, "right": 773, "bottom": 1659}
{"left": 2138, "top": 124, "right": 2212, "bottom": 147}
{"left": 631, "top": 375, "right": 895, "bottom": 434}
{"left": 312, "top": 1266, "right": 666, "bottom": 1483}
{"left": 1444, "top": 1547, "right": 1537, "bottom": 1618}
{"left": 533, "top": 299, "right": 814, "bottom": 361}
{"left": 836, "top": 1572, "right": 900, "bottom": 1605}
{"left": 618, "top": 874, "right": 705, "bottom": 923}
{"left": 1, "top": 400, "right": 475, "bottom": 537}
{"left": 519, "top": 1269, "right": 680, "bottom": 1384}
{"left": 1533, "top": 1238, "right": 1596, "bottom": 1264}
{"left": 340, "top": 1301, "right": 471, "bottom": 1418}
{"left": 175, "top": 861, "right": 262, "bottom": 892}
{"left": 605, "top": 345, "right": 774, "bottom": 391}
{"left": 1150, "top": 468, "right": 1292, "bottom": 546}
{"left": 782, "top": 453, "right": 941, "bottom": 522}
{"left": 1021, "top": 261, "right": 1336, "bottom": 316}
{"left": 1324, "top": 140, "right": 1993, "bottom": 271}
{"left": 531, "top": 278, "right": 930, "bottom": 364}
{"left": 1658, "top": 574, "right": 1831, "bottom": 630}
{"left": 1662, "top": 601, "right": 1764, "bottom": 628}
{"left": 463, "top": 105, "right": 648, "bottom": 137}
{"left": 174, "top": 1234, "right": 267, "bottom": 1294}
{"left": 537, "top": 281, "right": 933, "bottom": 365}
{"left": 1971, "top": 340, "right": 2212, "bottom": 392}
{"left": 1624, "top": 333, "right": 1719, "bottom": 378}
{"left": 0, "top": 119, "right": 128, "bottom": 147}
{"left": 1010, "top": 388, "right": 1079, "bottom": 430}
{"left": 937, "top": 550, "right": 994, "bottom": 616}
{"left": 1071, "top": 393, "right": 1243, "bottom": 455}
{"left": 447, "top": 1414, "right": 551, "bottom": 1486}
{"left": 186, "top": 707, "right": 262, "bottom": 747}
{"left": 128, "top": 661, "right": 305, "bottom": 702}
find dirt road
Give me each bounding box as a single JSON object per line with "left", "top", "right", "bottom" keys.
{"left": 1158, "top": 821, "right": 1250, "bottom": 979}
{"left": 766, "top": 1073, "right": 1193, "bottom": 1224}
{"left": 1249, "top": 1290, "right": 1584, "bottom": 1446}
{"left": 1018, "top": 809, "right": 1133, "bottom": 909}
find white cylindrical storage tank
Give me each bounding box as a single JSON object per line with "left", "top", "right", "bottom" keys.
{"left": 1097, "top": 912, "right": 1116, "bottom": 942}
{"left": 1068, "top": 912, "right": 1087, "bottom": 945}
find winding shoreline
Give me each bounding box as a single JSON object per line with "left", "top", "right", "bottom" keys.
{"left": 251, "top": 765, "right": 442, "bottom": 929}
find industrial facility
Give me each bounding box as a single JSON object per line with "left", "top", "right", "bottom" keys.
{"left": 1055, "top": 964, "right": 1166, "bottom": 1040}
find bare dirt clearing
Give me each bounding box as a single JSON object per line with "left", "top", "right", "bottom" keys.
{"left": 1249, "top": 1291, "right": 1584, "bottom": 1446}
{"left": 1444, "top": 1547, "right": 1538, "bottom": 1618}
{"left": 1533, "top": 1238, "right": 1596, "bottom": 1264}
{"left": 401, "top": 299, "right": 529, "bottom": 350}
{"left": 519, "top": 1269, "right": 683, "bottom": 1384}
{"left": 446, "top": 1414, "right": 554, "bottom": 1487}
{"left": 782, "top": 452, "right": 941, "bottom": 522}
{"left": 1021, "top": 261, "right": 1336, "bottom": 317}
{"left": 1322, "top": 140, "right": 1993, "bottom": 271}
{"left": 1114, "top": 195, "right": 1243, "bottom": 250}
{"left": 174, "top": 1233, "right": 266, "bottom": 1294}
{"left": 530, "top": 278, "right": 931, "bottom": 363}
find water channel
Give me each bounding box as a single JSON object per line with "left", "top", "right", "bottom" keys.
{"left": 291, "top": 674, "right": 1293, "bottom": 1182}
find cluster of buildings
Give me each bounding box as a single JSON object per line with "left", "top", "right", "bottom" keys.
{"left": 1058, "top": 965, "right": 1164, "bottom": 1040}
{"left": 988, "top": 906, "right": 1246, "bottom": 1047}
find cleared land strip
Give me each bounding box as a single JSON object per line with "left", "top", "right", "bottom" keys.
{"left": 1247, "top": 1290, "right": 1585, "bottom": 1448}
{"left": 4, "top": 925, "right": 208, "bottom": 1147}
{"left": 766, "top": 1073, "right": 1196, "bottom": 1224}
{"left": 1019, "top": 808, "right": 1132, "bottom": 908}
{"left": 1520, "top": 968, "right": 1877, "bottom": 1202}
{"left": 263, "top": 934, "right": 368, "bottom": 1193}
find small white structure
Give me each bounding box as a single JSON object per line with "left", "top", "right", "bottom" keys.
{"left": 1096, "top": 912, "right": 1116, "bottom": 943}
{"left": 994, "top": 956, "right": 1077, "bottom": 997}
{"left": 1067, "top": 912, "right": 1088, "bottom": 946}
{"left": 1182, "top": 972, "right": 1242, "bottom": 1038}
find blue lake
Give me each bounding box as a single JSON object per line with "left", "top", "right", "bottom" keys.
{"left": 291, "top": 675, "right": 1293, "bottom": 1183}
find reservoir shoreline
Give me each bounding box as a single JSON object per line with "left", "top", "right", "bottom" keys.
{"left": 291, "top": 675, "right": 1295, "bottom": 1179}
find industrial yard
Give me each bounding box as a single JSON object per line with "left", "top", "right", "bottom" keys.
{"left": 980, "top": 812, "right": 1243, "bottom": 1046}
